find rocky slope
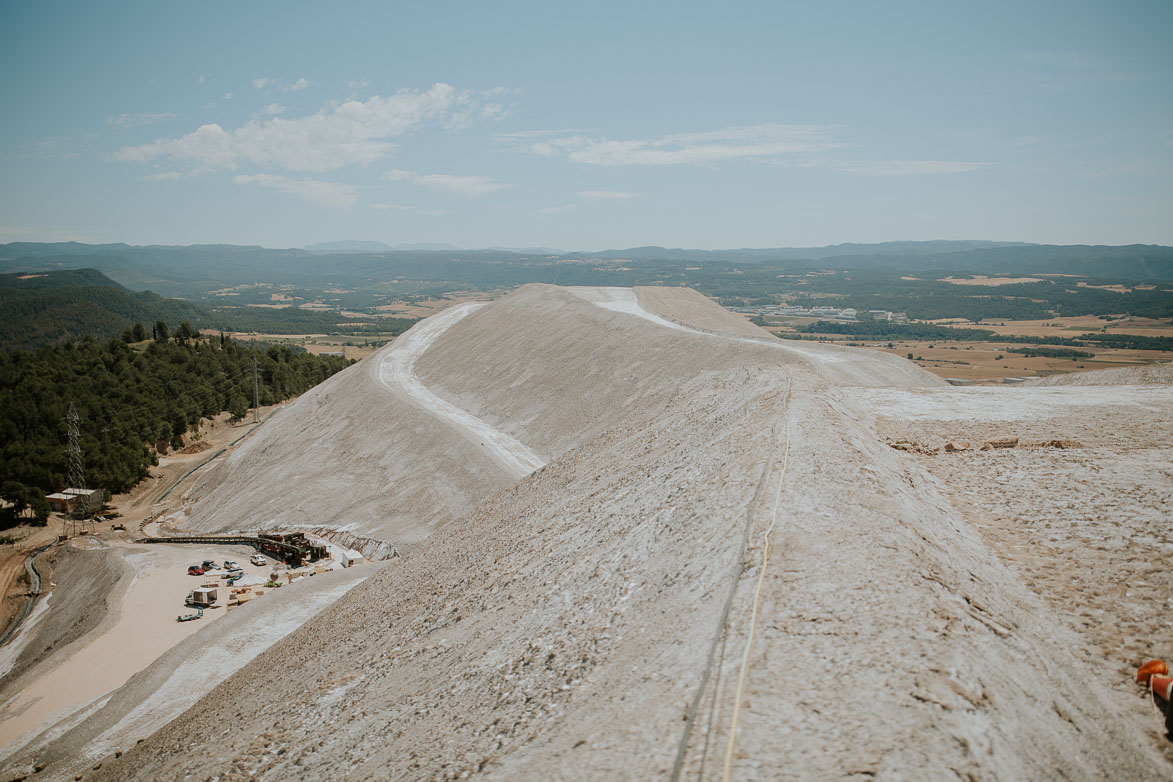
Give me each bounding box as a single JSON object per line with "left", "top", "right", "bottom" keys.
{"left": 55, "top": 286, "right": 1169, "bottom": 781}
{"left": 179, "top": 285, "right": 937, "bottom": 547}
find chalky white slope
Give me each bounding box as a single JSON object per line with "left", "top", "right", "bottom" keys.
{"left": 58, "top": 286, "right": 1169, "bottom": 782}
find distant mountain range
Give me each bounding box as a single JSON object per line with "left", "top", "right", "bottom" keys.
{"left": 579, "top": 240, "right": 1035, "bottom": 261}
{"left": 2, "top": 241, "right": 1172, "bottom": 298}
{"left": 304, "top": 240, "right": 469, "bottom": 254}
{"left": 304, "top": 241, "right": 565, "bottom": 254}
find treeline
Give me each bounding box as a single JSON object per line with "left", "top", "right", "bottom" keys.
{"left": 0, "top": 328, "right": 352, "bottom": 527}
{"left": 0, "top": 270, "right": 208, "bottom": 351}
{"left": 794, "top": 321, "right": 997, "bottom": 341}
{"left": 1076, "top": 332, "right": 1173, "bottom": 351}
{"left": 1005, "top": 347, "right": 1094, "bottom": 359}
{"left": 0, "top": 269, "right": 420, "bottom": 352}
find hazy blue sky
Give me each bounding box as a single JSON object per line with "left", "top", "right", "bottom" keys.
{"left": 1, "top": 0, "right": 1170, "bottom": 250}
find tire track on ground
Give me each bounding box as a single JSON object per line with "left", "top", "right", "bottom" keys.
{"left": 375, "top": 303, "right": 546, "bottom": 478}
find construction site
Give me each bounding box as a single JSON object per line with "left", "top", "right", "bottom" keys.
{"left": 0, "top": 285, "right": 1170, "bottom": 780}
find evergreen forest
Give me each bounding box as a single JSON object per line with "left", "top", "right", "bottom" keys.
{"left": 0, "top": 327, "right": 352, "bottom": 527}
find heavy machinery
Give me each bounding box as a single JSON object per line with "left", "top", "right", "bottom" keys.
{"left": 257, "top": 532, "right": 327, "bottom": 567}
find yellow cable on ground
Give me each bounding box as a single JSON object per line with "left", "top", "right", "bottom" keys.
{"left": 720, "top": 395, "right": 792, "bottom": 782}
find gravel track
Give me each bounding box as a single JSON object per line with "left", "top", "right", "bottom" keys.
{"left": 376, "top": 301, "right": 545, "bottom": 477}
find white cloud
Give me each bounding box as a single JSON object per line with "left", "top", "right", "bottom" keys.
{"left": 539, "top": 203, "right": 575, "bottom": 214}
{"left": 371, "top": 202, "right": 446, "bottom": 215}
{"left": 259, "top": 103, "right": 287, "bottom": 116}
{"left": 114, "top": 83, "right": 500, "bottom": 173}
{"left": 107, "top": 112, "right": 178, "bottom": 128}
{"left": 383, "top": 168, "right": 509, "bottom": 196}
{"left": 515, "top": 124, "right": 842, "bottom": 166}
{"left": 223, "top": 92, "right": 233, "bottom": 100}
{"left": 840, "top": 160, "right": 988, "bottom": 176}
{"left": 233, "top": 173, "right": 358, "bottom": 208}
{"left": 348, "top": 80, "right": 371, "bottom": 90}
{"left": 140, "top": 171, "right": 183, "bottom": 181}
{"left": 578, "top": 190, "right": 640, "bottom": 199}
{"left": 255, "top": 76, "right": 310, "bottom": 92}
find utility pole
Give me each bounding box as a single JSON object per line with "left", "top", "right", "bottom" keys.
{"left": 252, "top": 355, "right": 260, "bottom": 424}
{"left": 66, "top": 402, "right": 91, "bottom": 533}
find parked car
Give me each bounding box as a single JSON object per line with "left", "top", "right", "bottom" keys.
{"left": 187, "top": 565, "right": 204, "bottom": 576}
{"left": 201, "top": 560, "right": 218, "bottom": 571}
{"left": 222, "top": 560, "right": 239, "bottom": 570}
{"left": 249, "top": 553, "right": 267, "bottom": 566}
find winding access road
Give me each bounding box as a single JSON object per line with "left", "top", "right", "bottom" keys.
{"left": 569, "top": 286, "right": 843, "bottom": 363}
{"left": 375, "top": 302, "right": 547, "bottom": 478}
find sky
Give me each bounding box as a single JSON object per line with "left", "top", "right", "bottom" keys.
{"left": 1, "top": 0, "right": 1171, "bottom": 251}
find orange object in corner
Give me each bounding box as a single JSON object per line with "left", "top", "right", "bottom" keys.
{"left": 1151, "top": 674, "right": 1173, "bottom": 702}
{"left": 1136, "top": 659, "right": 1168, "bottom": 685}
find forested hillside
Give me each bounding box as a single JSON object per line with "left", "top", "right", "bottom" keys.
{"left": 0, "top": 333, "right": 351, "bottom": 526}
{"left": 0, "top": 269, "right": 360, "bottom": 351}
{"left": 0, "top": 269, "right": 208, "bottom": 351}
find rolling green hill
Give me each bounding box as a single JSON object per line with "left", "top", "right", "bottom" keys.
{"left": 0, "top": 269, "right": 209, "bottom": 351}
{"left": 0, "top": 268, "right": 391, "bottom": 351}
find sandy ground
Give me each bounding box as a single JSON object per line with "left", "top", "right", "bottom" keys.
{"left": 0, "top": 405, "right": 360, "bottom": 773}
{"left": 0, "top": 564, "right": 373, "bottom": 781}
{"left": 871, "top": 341, "right": 1173, "bottom": 381}
{"left": 58, "top": 288, "right": 1169, "bottom": 781}
{"left": 848, "top": 368, "right": 1173, "bottom": 764}
{"left": 0, "top": 542, "right": 278, "bottom": 755}
{"left": 0, "top": 543, "right": 131, "bottom": 692}
{"left": 0, "top": 410, "right": 274, "bottom": 651}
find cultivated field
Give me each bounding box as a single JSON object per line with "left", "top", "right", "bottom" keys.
{"left": 759, "top": 313, "right": 1173, "bottom": 382}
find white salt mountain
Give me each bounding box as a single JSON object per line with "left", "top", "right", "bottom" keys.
{"left": 11, "top": 285, "right": 1172, "bottom": 780}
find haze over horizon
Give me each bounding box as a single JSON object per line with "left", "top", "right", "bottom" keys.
{"left": 2, "top": 0, "right": 1170, "bottom": 251}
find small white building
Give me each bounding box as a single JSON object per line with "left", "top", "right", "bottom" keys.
{"left": 46, "top": 487, "right": 103, "bottom": 514}
{"left": 188, "top": 587, "right": 218, "bottom": 606}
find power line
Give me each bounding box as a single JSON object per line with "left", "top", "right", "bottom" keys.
{"left": 252, "top": 355, "right": 260, "bottom": 424}
{"left": 65, "top": 401, "right": 92, "bottom": 533}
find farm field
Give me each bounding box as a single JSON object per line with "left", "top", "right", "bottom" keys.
{"left": 757, "top": 315, "right": 1173, "bottom": 382}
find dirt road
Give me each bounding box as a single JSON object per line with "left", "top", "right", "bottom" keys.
{"left": 375, "top": 301, "right": 546, "bottom": 477}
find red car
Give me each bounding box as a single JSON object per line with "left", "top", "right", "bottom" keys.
{"left": 187, "top": 565, "right": 204, "bottom": 575}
